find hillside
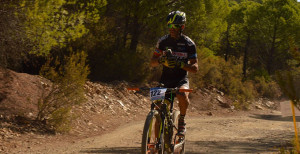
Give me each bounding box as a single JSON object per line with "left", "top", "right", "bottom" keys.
{"left": 0, "top": 67, "right": 279, "bottom": 153}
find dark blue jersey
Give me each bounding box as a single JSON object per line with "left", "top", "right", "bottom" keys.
{"left": 154, "top": 34, "right": 197, "bottom": 86}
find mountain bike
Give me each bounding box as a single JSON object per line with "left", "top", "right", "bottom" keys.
{"left": 128, "top": 86, "right": 192, "bottom": 154}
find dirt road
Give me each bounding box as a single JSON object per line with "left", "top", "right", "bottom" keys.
{"left": 15, "top": 110, "right": 297, "bottom": 154}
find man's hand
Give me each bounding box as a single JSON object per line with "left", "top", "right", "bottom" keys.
{"left": 159, "top": 56, "right": 176, "bottom": 68}
{"left": 162, "top": 58, "right": 185, "bottom": 69}
{"left": 175, "top": 61, "right": 185, "bottom": 68}
{"left": 158, "top": 56, "right": 167, "bottom": 64}
{"left": 163, "top": 59, "right": 177, "bottom": 68}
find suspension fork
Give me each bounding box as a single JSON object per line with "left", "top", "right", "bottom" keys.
{"left": 157, "top": 104, "right": 166, "bottom": 150}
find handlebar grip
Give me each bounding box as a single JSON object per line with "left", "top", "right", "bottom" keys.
{"left": 179, "top": 89, "right": 193, "bottom": 92}
{"left": 127, "top": 88, "right": 140, "bottom": 91}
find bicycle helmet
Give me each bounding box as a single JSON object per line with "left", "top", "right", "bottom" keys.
{"left": 166, "top": 11, "right": 186, "bottom": 25}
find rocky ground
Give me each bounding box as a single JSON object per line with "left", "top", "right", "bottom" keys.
{"left": 0, "top": 67, "right": 284, "bottom": 153}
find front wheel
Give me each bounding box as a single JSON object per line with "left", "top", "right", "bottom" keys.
{"left": 141, "top": 110, "right": 164, "bottom": 154}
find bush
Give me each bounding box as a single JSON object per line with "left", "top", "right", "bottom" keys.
{"left": 38, "top": 49, "right": 89, "bottom": 132}
{"left": 191, "top": 48, "right": 256, "bottom": 109}
{"left": 254, "top": 76, "right": 282, "bottom": 99}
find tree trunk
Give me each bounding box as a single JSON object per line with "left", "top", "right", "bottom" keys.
{"left": 267, "top": 21, "right": 278, "bottom": 75}
{"left": 225, "top": 25, "right": 230, "bottom": 62}
{"left": 129, "top": 0, "right": 142, "bottom": 52}
{"left": 243, "top": 32, "right": 251, "bottom": 79}
{"left": 122, "top": 15, "right": 129, "bottom": 49}
{"left": 129, "top": 15, "right": 140, "bottom": 52}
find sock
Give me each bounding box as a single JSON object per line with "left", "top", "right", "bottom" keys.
{"left": 179, "top": 114, "right": 185, "bottom": 121}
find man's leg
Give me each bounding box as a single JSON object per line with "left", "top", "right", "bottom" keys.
{"left": 176, "top": 85, "right": 190, "bottom": 136}
{"left": 177, "top": 91, "right": 190, "bottom": 115}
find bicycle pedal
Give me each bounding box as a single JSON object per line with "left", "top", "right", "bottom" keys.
{"left": 176, "top": 133, "right": 185, "bottom": 138}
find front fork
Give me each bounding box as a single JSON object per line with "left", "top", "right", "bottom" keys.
{"left": 159, "top": 104, "right": 174, "bottom": 151}
{"left": 151, "top": 102, "right": 173, "bottom": 151}
{"left": 157, "top": 103, "right": 166, "bottom": 151}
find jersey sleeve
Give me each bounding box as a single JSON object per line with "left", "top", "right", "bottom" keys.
{"left": 153, "top": 36, "right": 166, "bottom": 57}
{"left": 187, "top": 43, "right": 197, "bottom": 59}
{"left": 153, "top": 48, "right": 163, "bottom": 57}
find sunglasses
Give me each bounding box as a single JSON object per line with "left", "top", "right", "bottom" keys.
{"left": 168, "top": 24, "right": 181, "bottom": 29}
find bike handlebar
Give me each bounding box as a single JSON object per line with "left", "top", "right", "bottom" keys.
{"left": 127, "top": 87, "right": 140, "bottom": 91}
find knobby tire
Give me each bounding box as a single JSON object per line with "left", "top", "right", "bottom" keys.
{"left": 141, "top": 110, "right": 164, "bottom": 154}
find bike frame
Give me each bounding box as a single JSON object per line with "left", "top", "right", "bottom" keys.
{"left": 127, "top": 87, "right": 192, "bottom": 153}
{"left": 149, "top": 91, "right": 177, "bottom": 152}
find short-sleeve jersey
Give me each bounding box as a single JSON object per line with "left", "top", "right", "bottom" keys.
{"left": 154, "top": 34, "right": 197, "bottom": 85}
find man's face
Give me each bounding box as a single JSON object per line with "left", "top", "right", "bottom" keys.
{"left": 168, "top": 24, "right": 182, "bottom": 39}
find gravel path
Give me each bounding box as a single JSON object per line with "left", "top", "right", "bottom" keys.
{"left": 15, "top": 110, "right": 297, "bottom": 154}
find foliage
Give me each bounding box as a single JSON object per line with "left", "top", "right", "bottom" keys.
{"left": 252, "top": 0, "right": 300, "bottom": 74}
{"left": 278, "top": 137, "right": 300, "bottom": 154}
{"left": 184, "top": 0, "right": 230, "bottom": 51}
{"left": 276, "top": 44, "right": 300, "bottom": 109}
{"left": 89, "top": 47, "right": 151, "bottom": 82}
{"left": 221, "top": 0, "right": 300, "bottom": 79}
{"left": 190, "top": 48, "right": 256, "bottom": 109}
{"left": 20, "top": 0, "right": 107, "bottom": 56}
{"left": 276, "top": 69, "right": 300, "bottom": 109}
{"left": 253, "top": 76, "right": 281, "bottom": 99}
{"left": 2, "top": 0, "right": 300, "bottom": 107}
{"left": 38, "top": 49, "right": 89, "bottom": 132}
{"left": 0, "top": 0, "right": 29, "bottom": 70}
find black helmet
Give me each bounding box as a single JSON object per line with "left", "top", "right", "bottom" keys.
{"left": 166, "top": 11, "right": 186, "bottom": 25}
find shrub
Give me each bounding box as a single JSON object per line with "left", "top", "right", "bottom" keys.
{"left": 38, "top": 49, "right": 89, "bottom": 132}
{"left": 254, "top": 76, "right": 282, "bottom": 99}
{"left": 191, "top": 48, "right": 256, "bottom": 109}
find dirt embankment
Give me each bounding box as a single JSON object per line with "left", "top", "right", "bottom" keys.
{"left": 0, "top": 67, "right": 283, "bottom": 153}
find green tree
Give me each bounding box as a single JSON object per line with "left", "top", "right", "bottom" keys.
{"left": 253, "top": 0, "right": 300, "bottom": 74}
{"left": 184, "top": 0, "right": 230, "bottom": 51}
{"left": 20, "top": 0, "right": 107, "bottom": 56}
{"left": 105, "top": 0, "right": 176, "bottom": 52}
{"left": 0, "top": 0, "right": 30, "bottom": 70}
{"left": 80, "top": 0, "right": 181, "bottom": 82}
{"left": 222, "top": 1, "right": 261, "bottom": 78}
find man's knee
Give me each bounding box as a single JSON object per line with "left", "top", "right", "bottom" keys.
{"left": 177, "top": 92, "right": 190, "bottom": 105}
{"left": 177, "top": 91, "right": 188, "bottom": 99}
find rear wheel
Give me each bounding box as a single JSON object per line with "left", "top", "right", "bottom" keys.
{"left": 141, "top": 110, "right": 164, "bottom": 154}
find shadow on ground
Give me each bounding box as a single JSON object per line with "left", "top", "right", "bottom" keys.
{"left": 80, "top": 147, "right": 140, "bottom": 154}
{"left": 79, "top": 138, "right": 293, "bottom": 154}
{"left": 250, "top": 114, "right": 300, "bottom": 122}
{"left": 185, "top": 139, "right": 292, "bottom": 154}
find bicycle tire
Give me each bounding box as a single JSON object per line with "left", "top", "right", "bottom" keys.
{"left": 141, "top": 110, "right": 165, "bottom": 154}
{"left": 172, "top": 110, "right": 185, "bottom": 154}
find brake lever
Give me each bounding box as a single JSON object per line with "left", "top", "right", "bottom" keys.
{"left": 165, "top": 49, "right": 173, "bottom": 57}
{"left": 165, "top": 49, "right": 179, "bottom": 61}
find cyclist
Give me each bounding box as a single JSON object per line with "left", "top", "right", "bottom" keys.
{"left": 150, "top": 11, "right": 198, "bottom": 137}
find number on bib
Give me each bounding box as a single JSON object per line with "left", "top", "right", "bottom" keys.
{"left": 150, "top": 88, "right": 167, "bottom": 101}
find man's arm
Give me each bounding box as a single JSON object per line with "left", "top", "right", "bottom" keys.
{"left": 182, "top": 59, "right": 198, "bottom": 73}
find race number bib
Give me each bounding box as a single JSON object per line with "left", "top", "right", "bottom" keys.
{"left": 150, "top": 88, "right": 167, "bottom": 101}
